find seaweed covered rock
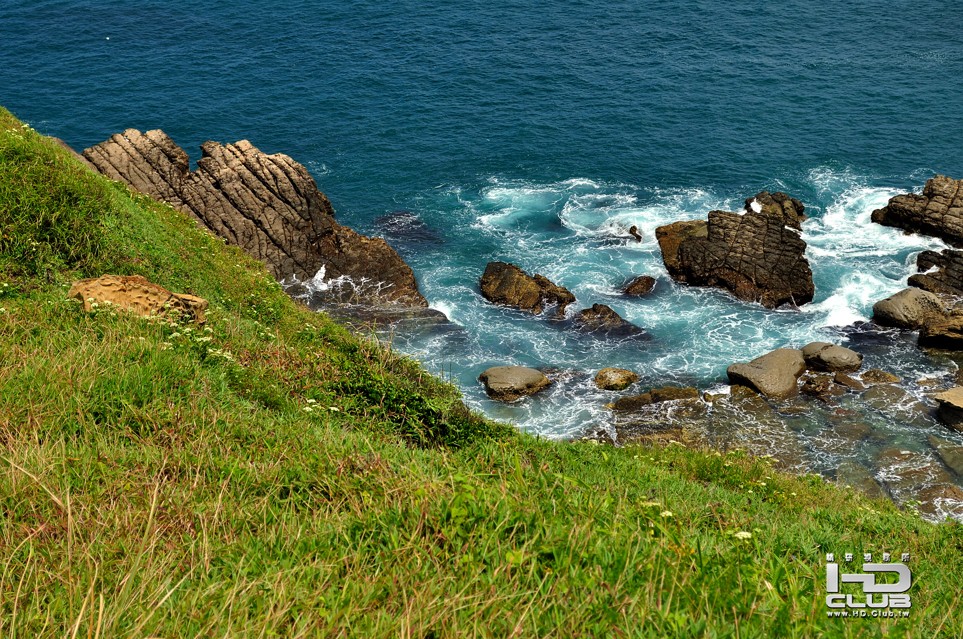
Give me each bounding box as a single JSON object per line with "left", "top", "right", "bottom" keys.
{"left": 871, "top": 175, "right": 963, "bottom": 245}
{"left": 83, "top": 129, "right": 427, "bottom": 307}
{"left": 479, "top": 262, "right": 575, "bottom": 317}
{"left": 656, "top": 192, "right": 814, "bottom": 309}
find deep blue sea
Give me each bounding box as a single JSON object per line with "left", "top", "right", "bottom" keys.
{"left": 4, "top": 1, "right": 963, "bottom": 517}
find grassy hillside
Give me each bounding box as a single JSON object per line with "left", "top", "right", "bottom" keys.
{"left": 0, "top": 107, "right": 960, "bottom": 638}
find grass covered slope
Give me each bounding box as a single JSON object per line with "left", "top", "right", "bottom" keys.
{"left": 0, "top": 107, "right": 960, "bottom": 638}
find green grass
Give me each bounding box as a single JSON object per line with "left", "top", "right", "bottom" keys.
{"left": 0, "top": 106, "right": 960, "bottom": 638}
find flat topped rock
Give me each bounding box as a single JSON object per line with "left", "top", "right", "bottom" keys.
{"left": 478, "top": 366, "right": 551, "bottom": 402}
{"left": 935, "top": 387, "right": 963, "bottom": 432}
{"left": 68, "top": 275, "right": 208, "bottom": 323}
{"left": 801, "top": 342, "right": 863, "bottom": 373}
{"left": 727, "top": 348, "right": 806, "bottom": 399}
{"left": 83, "top": 129, "right": 426, "bottom": 308}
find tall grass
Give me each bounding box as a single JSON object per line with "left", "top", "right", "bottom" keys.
{"left": 0, "top": 106, "right": 960, "bottom": 637}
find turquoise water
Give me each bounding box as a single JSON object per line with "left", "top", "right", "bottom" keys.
{"left": 4, "top": 0, "right": 963, "bottom": 515}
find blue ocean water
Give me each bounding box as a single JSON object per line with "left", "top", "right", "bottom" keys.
{"left": 4, "top": 1, "right": 963, "bottom": 515}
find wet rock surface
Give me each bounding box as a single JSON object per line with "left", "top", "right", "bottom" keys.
{"left": 478, "top": 366, "right": 551, "bottom": 402}
{"left": 801, "top": 342, "right": 863, "bottom": 373}
{"left": 479, "top": 262, "right": 575, "bottom": 317}
{"left": 935, "top": 387, "right": 963, "bottom": 432}
{"left": 871, "top": 175, "right": 963, "bottom": 245}
{"left": 656, "top": 191, "right": 814, "bottom": 309}
{"left": 611, "top": 386, "right": 700, "bottom": 411}
{"left": 594, "top": 368, "right": 639, "bottom": 391}
{"left": 84, "top": 129, "right": 427, "bottom": 307}
{"left": 918, "top": 316, "right": 963, "bottom": 350}
{"left": 622, "top": 275, "right": 657, "bottom": 297}
{"left": 909, "top": 249, "right": 963, "bottom": 297}
{"left": 574, "top": 303, "right": 646, "bottom": 337}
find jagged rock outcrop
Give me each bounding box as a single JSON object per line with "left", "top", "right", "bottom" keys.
{"left": 574, "top": 304, "right": 646, "bottom": 337}
{"left": 478, "top": 366, "right": 551, "bottom": 402}
{"left": 68, "top": 275, "right": 208, "bottom": 323}
{"left": 919, "top": 316, "right": 963, "bottom": 350}
{"left": 871, "top": 175, "right": 963, "bottom": 245}
{"left": 479, "top": 262, "right": 575, "bottom": 316}
{"left": 656, "top": 191, "right": 814, "bottom": 309}
{"left": 934, "top": 387, "right": 963, "bottom": 432}
{"left": 83, "top": 129, "right": 426, "bottom": 307}
{"left": 873, "top": 287, "right": 947, "bottom": 329}
{"left": 907, "top": 249, "right": 963, "bottom": 297}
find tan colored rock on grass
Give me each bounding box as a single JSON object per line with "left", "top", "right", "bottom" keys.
{"left": 68, "top": 275, "right": 208, "bottom": 323}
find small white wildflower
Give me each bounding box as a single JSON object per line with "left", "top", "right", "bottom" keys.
{"left": 329, "top": 407, "right": 340, "bottom": 412}
{"left": 734, "top": 531, "right": 752, "bottom": 541}
{"left": 303, "top": 406, "right": 313, "bottom": 413}
{"left": 306, "top": 398, "right": 317, "bottom": 404}
{"left": 660, "top": 510, "right": 674, "bottom": 518}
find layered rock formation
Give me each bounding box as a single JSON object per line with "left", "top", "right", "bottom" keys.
{"left": 656, "top": 191, "right": 814, "bottom": 309}
{"left": 574, "top": 303, "right": 646, "bottom": 337}
{"left": 871, "top": 175, "right": 963, "bottom": 245}
{"left": 908, "top": 249, "right": 963, "bottom": 297}
{"left": 83, "top": 129, "right": 426, "bottom": 307}
{"left": 478, "top": 262, "right": 575, "bottom": 316}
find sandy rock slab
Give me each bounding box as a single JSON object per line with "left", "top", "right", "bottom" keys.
{"left": 69, "top": 275, "right": 208, "bottom": 323}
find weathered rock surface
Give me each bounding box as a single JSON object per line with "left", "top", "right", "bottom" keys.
{"left": 836, "top": 460, "right": 886, "bottom": 500}
{"left": 872, "top": 287, "right": 947, "bottom": 329}
{"left": 801, "top": 342, "right": 863, "bottom": 373}
{"left": 871, "top": 175, "right": 963, "bottom": 245}
{"left": 918, "top": 316, "right": 963, "bottom": 350}
{"left": 928, "top": 434, "right": 963, "bottom": 476}
{"left": 726, "top": 348, "right": 806, "bottom": 399}
{"left": 834, "top": 372, "right": 867, "bottom": 391}
{"left": 574, "top": 304, "right": 646, "bottom": 337}
{"left": 69, "top": 275, "right": 208, "bottom": 323}
{"left": 656, "top": 192, "right": 814, "bottom": 309}
{"left": 479, "top": 262, "right": 575, "bottom": 316}
{"left": 622, "top": 275, "right": 657, "bottom": 297}
{"left": 800, "top": 373, "right": 846, "bottom": 400}
{"left": 83, "top": 129, "right": 426, "bottom": 307}
{"left": 478, "top": 366, "right": 551, "bottom": 402}
{"left": 594, "top": 368, "right": 639, "bottom": 391}
{"left": 934, "top": 387, "right": 963, "bottom": 432}
{"left": 908, "top": 249, "right": 963, "bottom": 297}
{"left": 611, "top": 386, "right": 700, "bottom": 411}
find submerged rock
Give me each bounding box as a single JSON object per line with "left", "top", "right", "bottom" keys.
{"left": 800, "top": 373, "right": 846, "bottom": 401}
{"left": 478, "top": 366, "right": 551, "bottom": 402}
{"left": 83, "top": 129, "right": 427, "bottom": 308}
{"left": 834, "top": 372, "right": 867, "bottom": 391}
{"left": 872, "top": 287, "right": 947, "bottom": 329}
{"left": 801, "top": 342, "right": 863, "bottom": 373}
{"left": 622, "top": 275, "right": 657, "bottom": 297}
{"left": 656, "top": 192, "right": 814, "bottom": 309}
{"left": 594, "top": 368, "right": 639, "bottom": 391}
{"left": 479, "top": 262, "right": 575, "bottom": 317}
{"left": 68, "top": 275, "right": 207, "bottom": 323}
{"left": 836, "top": 460, "right": 886, "bottom": 500}
{"left": 928, "top": 434, "right": 963, "bottom": 476}
{"left": 610, "top": 386, "right": 700, "bottom": 411}
{"left": 871, "top": 175, "right": 963, "bottom": 245}
{"left": 861, "top": 369, "right": 900, "bottom": 385}
{"left": 726, "top": 348, "right": 806, "bottom": 399}
{"left": 574, "top": 304, "right": 646, "bottom": 337}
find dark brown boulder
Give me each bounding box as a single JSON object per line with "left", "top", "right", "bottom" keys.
{"left": 622, "top": 275, "right": 657, "bottom": 297}
{"left": 83, "top": 129, "right": 427, "bottom": 307}
{"left": 611, "top": 386, "right": 699, "bottom": 411}
{"left": 919, "top": 316, "right": 963, "bottom": 350}
{"left": 908, "top": 249, "right": 963, "bottom": 297}
{"left": 871, "top": 175, "right": 963, "bottom": 245}
{"left": 574, "top": 303, "right": 646, "bottom": 337}
{"left": 656, "top": 193, "right": 814, "bottom": 309}
{"left": 478, "top": 262, "right": 575, "bottom": 316}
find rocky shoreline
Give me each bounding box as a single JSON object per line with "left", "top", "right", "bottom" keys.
{"left": 77, "top": 129, "right": 963, "bottom": 519}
